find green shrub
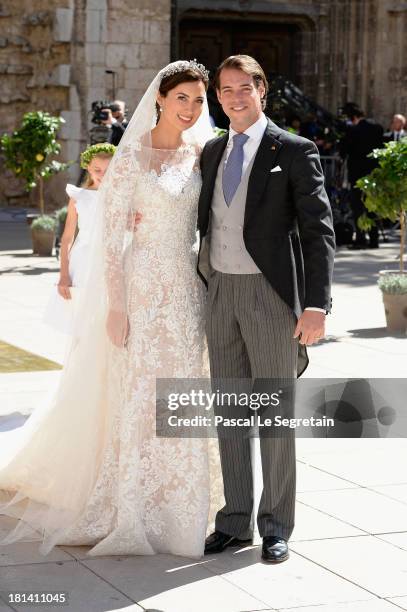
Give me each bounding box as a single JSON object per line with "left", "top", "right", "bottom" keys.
{"left": 378, "top": 273, "right": 407, "bottom": 295}
{"left": 31, "top": 215, "right": 57, "bottom": 232}
{"left": 54, "top": 206, "right": 68, "bottom": 226}
{"left": 356, "top": 138, "right": 407, "bottom": 272}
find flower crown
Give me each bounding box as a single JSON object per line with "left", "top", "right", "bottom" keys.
{"left": 159, "top": 59, "right": 210, "bottom": 82}
{"left": 80, "top": 143, "right": 116, "bottom": 169}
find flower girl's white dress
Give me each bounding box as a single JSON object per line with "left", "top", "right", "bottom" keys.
{"left": 43, "top": 184, "right": 99, "bottom": 335}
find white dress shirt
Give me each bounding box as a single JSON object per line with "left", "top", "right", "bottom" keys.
{"left": 225, "top": 113, "right": 325, "bottom": 315}
{"left": 225, "top": 112, "right": 268, "bottom": 173}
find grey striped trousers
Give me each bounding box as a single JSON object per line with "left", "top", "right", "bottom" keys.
{"left": 206, "top": 270, "right": 298, "bottom": 540}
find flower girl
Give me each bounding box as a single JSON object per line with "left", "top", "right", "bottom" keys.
{"left": 43, "top": 143, "right": 116, "bottom": 335}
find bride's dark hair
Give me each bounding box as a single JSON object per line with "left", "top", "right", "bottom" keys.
{"left": 156, "top": 67, "right": 209, "bottom": 121}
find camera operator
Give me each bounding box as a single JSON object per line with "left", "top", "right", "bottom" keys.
{"left": 101, "top": 100, "right": 129, "bottom": 146}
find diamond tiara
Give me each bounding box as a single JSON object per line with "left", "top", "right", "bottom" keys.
{"left": 159, "top": 59, "right": 210, "bottom": 82}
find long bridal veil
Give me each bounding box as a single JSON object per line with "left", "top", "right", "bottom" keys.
{"left": 0, "top": 62, "right": 220, "bottom": 555}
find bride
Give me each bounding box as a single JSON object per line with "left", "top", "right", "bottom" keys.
{"left": 0, "top": 60, "right": 222, "bottom": 558}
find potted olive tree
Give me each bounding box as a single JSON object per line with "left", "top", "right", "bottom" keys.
{"left": 356, "top": 137, "right": 407, "bottom": 332}
{"left": 30, "top": 215, "right": 57, "bottom": 256}
{"left": 1, "top": 111, "right": 71, "bottom": 255}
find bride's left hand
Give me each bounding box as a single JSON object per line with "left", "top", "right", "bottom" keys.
{"left": 134, "top": 211, "right": 142, "bottom": 230}
{"left": 126, "top": 210, "right": 142, "bottom": 231}
{"left": 106, "top": 309, "right": 130, "bottom": 347}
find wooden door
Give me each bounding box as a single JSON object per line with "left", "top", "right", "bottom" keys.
{"left": 179, "top": 19, "right": 299, "bottom": 80}
{"left": 179, "top": 18, "right": 300, "bottom": 127}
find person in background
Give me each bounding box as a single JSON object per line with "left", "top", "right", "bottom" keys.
{"left": 287, "top": 116, "right": 301, "bottom": 135}
{"left": 383, "top": 114, "right": 406, "bottom": 143}
{"left": 101, "top": 100, "right": 129, "bottom": 145}
{"left": 43, "top": 143, "right": 116, "bottom": 335}
{"left": 315, "top": 128, "right": 335, "bottom": 156}
{"left": 340, "top": 107, "right": 384, "bottom": 249}
{"left": 300, "top": 113, "right": 319, "bottom": 141}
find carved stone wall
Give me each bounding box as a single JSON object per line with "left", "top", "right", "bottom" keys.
{"left": 0, "top": 0, "right": 171, "bottom": 209}
{"left": 0, "top": 1, "right": 71, "bottom": 207}
{"left": 0, "top": 0, "right": 405, "bottom": 208}
{"left": 313, "top": 0, "right": 407, "bottom": 124}
{"left": 177, "top": 0, "right": 407, "bottom": 125}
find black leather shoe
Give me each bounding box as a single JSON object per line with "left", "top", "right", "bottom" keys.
{"left": 204, "top": 530, "right": 252, "bottom": 554}
{"left": 261, "top": 536, "right": 289, "bottom": 563}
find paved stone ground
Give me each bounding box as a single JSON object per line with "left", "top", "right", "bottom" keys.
{"left": 0, "top": 210, "right": 407, "bottom": 612}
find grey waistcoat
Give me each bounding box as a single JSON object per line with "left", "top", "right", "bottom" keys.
{"left": 209, "top": 145, "right": 261, "bottom": 274}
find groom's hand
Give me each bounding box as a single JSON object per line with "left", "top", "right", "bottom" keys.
{"left": 293, "top": 311, "right": 326, "bottom": 345}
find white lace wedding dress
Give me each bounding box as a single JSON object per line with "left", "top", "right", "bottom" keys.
{"left": 0, "top": 143, "right": 222, "bottom": 558}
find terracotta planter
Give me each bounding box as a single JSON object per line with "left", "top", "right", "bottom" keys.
{"left": 379, "top": 270, "right": 407, "bottom": 333}
{"left": 31, "top": 227, "right": 55, "bottom": 256}
{"left": 382, "top": 292, "right": 407, "bottom": 333}
{"left": 26, "top": 214, "right": 41, "bottom": 253}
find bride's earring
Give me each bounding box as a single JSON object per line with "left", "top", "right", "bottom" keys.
{"left": 160, "top": 106, "right": 163, "bottom": 113}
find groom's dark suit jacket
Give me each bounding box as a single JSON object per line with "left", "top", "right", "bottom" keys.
{"left": 197, "top": 118, "right": 336, "bottom": 377}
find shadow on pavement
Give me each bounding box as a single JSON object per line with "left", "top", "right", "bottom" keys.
{"left": 0, "top": 412, "right": 29, "bottom": 431}
{"left": 314, "top": 335, "right": 341, "bottom": 346}
{"left": 333, "top": 244, "right": 403, "bottom": 288}
{"left": 348, "top": 327, "right": 405, "bottom": 339}
{"left": 0, "top": 266, "right": 57, "bottom": 276}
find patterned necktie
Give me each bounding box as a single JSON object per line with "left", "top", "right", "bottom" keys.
{"left": 222, "top": 132, "right": 249, "bottom": 206}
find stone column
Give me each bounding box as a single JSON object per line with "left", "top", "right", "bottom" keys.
{"left": 0, "top": 2, "right": 72, "bottom": 208}
{"left": 61, "top": 0, "right": 171, "bottom": 183}
{"left": 0, "top": 0, "right": 171, "bottom": 208}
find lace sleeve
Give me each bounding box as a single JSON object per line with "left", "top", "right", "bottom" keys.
{"left": 192, "top": 145, "right": 203, "bottom": 173}
{"left": 102, "top": 144, "right": 138, "bottom": 313}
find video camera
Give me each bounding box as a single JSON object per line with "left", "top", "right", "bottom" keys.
{"left": 90, "top": 101, "right": 122, "bottom": 125}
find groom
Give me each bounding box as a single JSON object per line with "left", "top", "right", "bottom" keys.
{"left": 197, "top": 55, "right": 335, "bottom": 563}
